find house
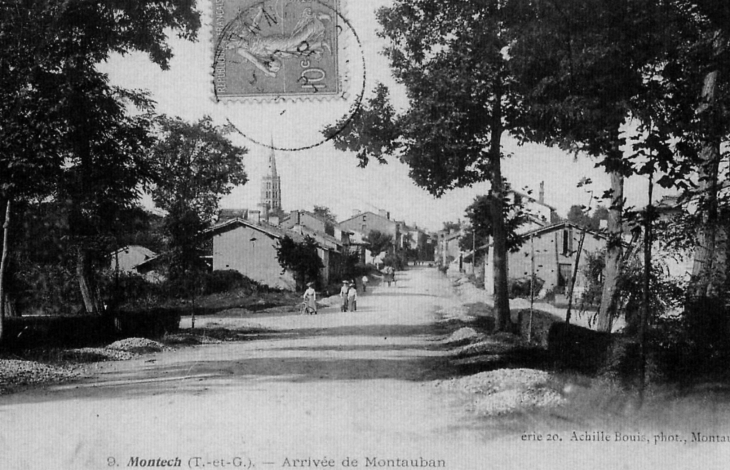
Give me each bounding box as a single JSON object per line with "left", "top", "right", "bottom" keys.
{"left": 509, "top": 183, "right": 561, "bottom": 235}
{"left": 206, "top": 218, "right": 305, "bottom": 291}
{"left": 484, "top": 221, "right": 607, "bottom": 301}
{"left": 436, "top": 228, "right": 463, "bottom": 267}
{"left": 110, "top": 245, "right": 157, "bottom": 274}
{"left": 109, "top": 245, "right": 168, "bottom": 283}
{"left": 133, "top": 254, "right": 168, "bottom": 283}
{"left": 345, "top": 230, "right": 372, "bottom": 264}
{"left": 280, "top": 210, "right": 330, "bottom": 234}
{"left": 287, "top": 224, "right": 346, "bottom": 285}
{"left": 339, "top": 210, "right": 403, "bottom": 248}
{"left": 652, "top": 195, "right": 695, "bottom": 280}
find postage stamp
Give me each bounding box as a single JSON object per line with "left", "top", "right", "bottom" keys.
{"left": 212, "top": 0, "right": 342, "bottom": 101}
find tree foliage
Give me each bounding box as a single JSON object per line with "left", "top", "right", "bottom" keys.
{"left": 276, "top": 236, "right": 323, "bottom": 291}
{"left": 0, "top": 1, "right": 201, "bottom": 317}
{"left": 312, "top": 206, "right": 338, "bottom": 225}
{"left": 463, "top": 193, "right": 528, "bottom": 253}
{"left": 365, "top": 230, "right": 393, "bottom": 259}
{"left": 150, "top": 116, "right": 248, "bottom": 220}
{"left": 149, "top": 115, "right": 247, "bottom": 279}
{"left": 567, "top": 205, "right": 609, "bottom": 231}
{"left": 326, "top": 0, "right": 523, "bottom": 330}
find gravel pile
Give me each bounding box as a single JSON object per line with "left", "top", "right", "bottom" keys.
{"left": 107, "top": 338, "right": 166, "bottom": 353}
{"left": 443, "top": 327, "right": 481, "bottom": 344}
{"left": 62, "top": 347, "right": 136, "bottom": 362}
{"left": 435, "top": 368, "right": 565, "bottom": 416}
{"left": 453, "top": 279, "right": 489, "bottom": 305}
{"left": 471, "top": 388, "right": 565, "bottom": 416}
{"left": 453, "top": 339, "right": 515, "bottom": 357}
{"left": 0, "top": 359, "right": 79, "bottom": 393}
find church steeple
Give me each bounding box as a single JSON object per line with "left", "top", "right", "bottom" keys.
{"left": 260, "top": 139, "right": 282, "bottom": 215}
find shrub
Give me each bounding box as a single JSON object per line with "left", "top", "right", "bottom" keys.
{"left": 383, "top": 252, "right": 407, "bottom": 270}
{"left": 508, "top": 275, "right": 544, "bottom": 299}
{"left": 10, "top": 262, "right": 83, "bottom": 315}
{"left": 204, "top": 270, "right": 246, "bottom": 294}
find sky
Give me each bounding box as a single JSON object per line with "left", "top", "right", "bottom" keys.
{"left": 100, "top": 0, "right": 672, "bottom": 232}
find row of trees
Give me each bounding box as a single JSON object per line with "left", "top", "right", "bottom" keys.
{"left": 0, "top": 3, "right": 249, "bottom": 336}
{"left": 326, "top": 0, "right": 730, "bottom": 336}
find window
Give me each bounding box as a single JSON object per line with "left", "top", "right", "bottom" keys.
{"left": 562, "top": 228, "right": 573, "bottom": 255}
{"left": 558, "top": 263, "right": 572, "bottom": 288}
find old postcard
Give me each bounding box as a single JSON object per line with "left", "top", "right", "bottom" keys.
{"left": 1, "top": 1, "right": 729, "bottom": 470}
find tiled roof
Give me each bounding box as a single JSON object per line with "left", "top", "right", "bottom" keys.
{"left": 111, "top": 245, "right": 157, "bottom": 259}
{"left": 205, "top": 218, "right": 306, "bottom": 243}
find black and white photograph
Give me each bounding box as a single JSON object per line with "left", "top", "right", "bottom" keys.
{"left": 1, "top": 1, "right": 730, "bottom": 469}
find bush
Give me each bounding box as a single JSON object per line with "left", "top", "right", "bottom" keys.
{"left": 508, "top": 276, "right": 544, "bottom": 299}
{"left": 204, "top": 270, "right": 246, "bottom": 294}
{"left": 383, "top": 252, "right": 408, "bottom": 270}
{"left": 101, "top": 271, "right": 162, "bottom": 310}
{"left": 648, "top": 298, "right": 730, "bottom": 383}
{"left": 10, "top": 263, "right": 84, "bottom": 315}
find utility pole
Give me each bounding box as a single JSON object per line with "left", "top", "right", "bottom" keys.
{"left": 528, "top": 233, "right": 535, "bottom": 342}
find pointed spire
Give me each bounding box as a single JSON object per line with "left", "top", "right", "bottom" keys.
{"left": 269, "top": 134, "right": 277, "bottom": 179}
{"left": 260, "top": 136, "right": 282, "bottom": 214}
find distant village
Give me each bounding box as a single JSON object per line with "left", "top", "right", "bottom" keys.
{"left": 113, "top": 146, "right": 691, "bottom": 305}
{"left": 113, "top": 147, "right": 437, "bottom": 291}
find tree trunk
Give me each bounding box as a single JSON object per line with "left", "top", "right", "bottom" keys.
{"left": 565, "top": 229, "right": 586, "bottom": 325}
{"left": 0, "top": 199, "right": 10, "bottom": 341}
{"left": 691, "top": 35, "right": 723, "bottom": 298}
{"left": 490, "top": 84, "right": 511, "bottom": 332}
{"left": 639, "top": 176, "right": 654, "bottom": 402}
{"left": 76, "top": 246, "right": 102, "bottom": 314}
{"left": 596, "top": 170, "right": 624, "bottom": 333}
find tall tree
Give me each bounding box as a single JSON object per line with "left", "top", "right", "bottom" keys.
{"left": 463, "top": 194, "right": 527, "bottom": 253}
{"left": 677, "top": 2, "right": 730, "bottom": 298}
{"left": 507, "top": 0, "right": 670, "bottom": 331}
{"left": 276, "top": 235, "right": 323, "bottom": 291}
{"left": 326, "top": 1, "right": 523, "bottom": 331}
{"left": 313, "top": 206, "right": 338, "bottom": 225}
{"left": 0, "top": 0, "right": 201, "bottom": 316}
{"left": 149, "top": 116, "right": 247, "bottom": 279}
{"left": 365, "top": 230, "right": 394, "bottom": 259}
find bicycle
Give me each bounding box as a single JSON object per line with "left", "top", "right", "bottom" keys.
{"left": 299, "top": 301, "right": 316, "bottom": 315}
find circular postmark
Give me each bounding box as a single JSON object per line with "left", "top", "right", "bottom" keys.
{"left": 211, "top": 0, "right": 367, "bottom": 152}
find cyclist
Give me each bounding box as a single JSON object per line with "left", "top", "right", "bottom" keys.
{"left": 303, "top": 281, "right": 317, "bottom": 314}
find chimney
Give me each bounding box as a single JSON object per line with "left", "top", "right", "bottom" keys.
{"left": 257, "top": 203, "right": 269, "bottom": 222}
{"left": 379, "top": 209, "right": 390, "bottom": 219}
{"left": 539, "top": 181, "right": 545, "bottom": 204}
{"left": 250, "top": 210, "right": 261, "bottom": 224}
{"left": 352, "top": 209, "right": 361, "bottom": 217}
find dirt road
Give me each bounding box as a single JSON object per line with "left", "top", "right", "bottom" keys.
{"left": 0, "top": 268, "right": 488, "bottom": 470}
{"left": 0, "top": 268, "right": 721, "bottom": 470}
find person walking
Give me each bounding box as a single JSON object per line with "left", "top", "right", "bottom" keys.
{"left": 347, "top": 280, "right": 358, "bottom": 312}
{"left": 303, "top": 281, "right": 317, "bottom": 314}
{"left": 339, "top": 280, "right": 349, "bottom": 312}
{"left": 385, "top": 266, "right": 394, "bottom": 287}
{"left": 361, "top": 275, "right": 368, "bottom": 293}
